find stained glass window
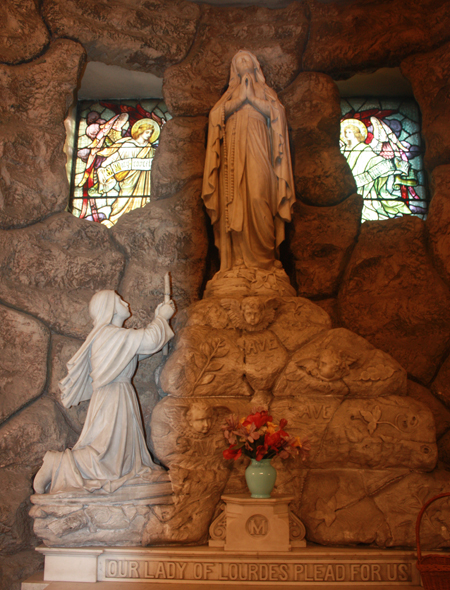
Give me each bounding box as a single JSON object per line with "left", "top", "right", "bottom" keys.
{"left": 340, "top": 98, "right": 427, "bottom": 222}
{"left": 70, "top": 100, "right": 171, "bottom": 227}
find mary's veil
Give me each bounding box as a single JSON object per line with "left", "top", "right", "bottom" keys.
{"left": 228, "top": 50, "right": 266, "bottom": 89}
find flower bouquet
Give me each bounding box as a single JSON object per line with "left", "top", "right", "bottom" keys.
{"left": 222, "top": 409, "right": 309, "bottom": 498}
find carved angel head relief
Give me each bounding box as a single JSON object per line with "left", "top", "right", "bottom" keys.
{"left": 186, "top": 402, "right": 213, "bottom": 435}
{"left": 316, "top": 349, "right": 350, "bottom": 381}
{"left": 221, "top": 297, "right": 278, "bottom": 332}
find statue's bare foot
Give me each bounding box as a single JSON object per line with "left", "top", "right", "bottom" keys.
{"left": 34, "top": 451, "right": 56, "bottom": 494}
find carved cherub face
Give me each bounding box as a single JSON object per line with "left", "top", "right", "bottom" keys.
{"left": 187, "top": 404, "right": 213, "bottom": 434}
{"left": 241, "top": 297, "right": 264, "bottom": 326}
{"left": 318, "top": 349, "right": 344, "bottom": 381}
{"left": 221, "top": 297, "right": 277, "bottom": 332}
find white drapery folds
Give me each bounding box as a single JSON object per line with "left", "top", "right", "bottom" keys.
{"left": 46, "top": 290, "right": 173, "bottom": 494}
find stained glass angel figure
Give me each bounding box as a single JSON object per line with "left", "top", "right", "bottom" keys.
{"left": 340, "top": 108, "right": 425, "bottom": 221}
{"left": 73, "top": 101, "right": 166, "bottom": 227}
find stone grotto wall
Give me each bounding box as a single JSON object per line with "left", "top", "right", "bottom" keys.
{"left": 2, "top": 0, "right": 450, "bottom": 587}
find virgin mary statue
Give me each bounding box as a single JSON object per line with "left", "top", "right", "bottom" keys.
{"left": 34, "top": 290, "right": 175, "bottom": 495}
{"left": 202, "top": 50, "right": 295, "bottom": 272}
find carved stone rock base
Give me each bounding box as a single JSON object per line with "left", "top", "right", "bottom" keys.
{"left": 209, "top": 494, "right": 306, "bottom": 551}
{"left": 29, "top": 481, "right": 173, "bottom": 547}
{"left": 204, "top": 266, "right": 296, "bottom": 298}
{"left": 35, "top": 545, "right": 422, "bottom": 585}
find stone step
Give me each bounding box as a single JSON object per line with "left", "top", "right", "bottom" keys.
{"left": 23, "top": 572, "right": 425, "bottom": 590}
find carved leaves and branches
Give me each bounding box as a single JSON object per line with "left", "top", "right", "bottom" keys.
{"left": 180, "top": 338, "right": 228, "bottom": 395}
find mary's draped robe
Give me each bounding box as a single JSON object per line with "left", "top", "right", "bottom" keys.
{"left": 202, "top": 58, "right": 295, "bottom": 272}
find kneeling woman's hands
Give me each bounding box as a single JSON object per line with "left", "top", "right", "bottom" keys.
{"left": 155, "top": 300, "right": 175, "bottom": 321}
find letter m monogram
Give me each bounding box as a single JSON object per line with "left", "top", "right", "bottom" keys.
{"left": 246, "top": 515, "right": 268, "bottom": 536}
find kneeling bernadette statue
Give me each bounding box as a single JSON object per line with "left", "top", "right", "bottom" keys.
{"left": 33, "top": 290, "right": 175, "bottom": 495}
{"left": 202, "top": 50, "right": 295, "bottom": 272}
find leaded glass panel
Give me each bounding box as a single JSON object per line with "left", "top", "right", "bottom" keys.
{"left": 70, "top": 100, "right": 171, "bottom": 227}
{"left": 340, "top": 98, "right": 427, "bottom": 222}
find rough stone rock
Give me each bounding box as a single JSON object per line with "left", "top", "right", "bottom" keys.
{"left": 164, "top": 3, "right": 308, "bottom": 117}
{"left": 373, "top": 470, "right": 450, "bottom": 548}
{"left": 280, "top": 72, "right": 356, "bottom": 207}
{"left": 273, "top": 328, "right": 407, "bottom": 400}
{"left": 151, "top": 117, "right": 207, "bottom": 201}
{"left": 183, "top": 296, "right": 331, "bottom": 353}
{"left": 438, "top": 430, "right": 450, "bottom": 467}
{"left": 289, "top": 194, "right": 362, "bottom": 298}
{"left": 0, "top": 397, "right": 75, "bottom": 472}
{"left": 146, "top": 293, "right": 445, "bottom": 548}
{"left": 407, "top": 380, "right": 450, "bottom": 440}
{"left": 241, "top": 331, "right": 288, "bottom": 392}
{"left": 161, "top": 296, "right": 333, "bottom": 399}
{"left": 121, "top": 116, "right": 208, "bottom": 328}
{"left": 426, "top": 165, "right": 450, "bottom": 283}
{"left": 0, "top": 0, "right": 50, "bottom": 64}
{"left": 0, "top": 305, "right": 50, "bottom": 425}
{"left": 151, "top": 396, "right": 248, "bottom": 467}
{"left": 268, "top": 297, "right": 331, "bottom": 352}
{"left": 0, "top": 40, "right": 86, "bottom": 228}
{"left": 163, "top": 297, "right": 407, "bottom": 403}
{"left": 30, "top": 482, "right": 172, "bottom": 547}
{"left": 338, "top": 216, "right": 450, "bottom": 383}
{"left": 304, "top": 0, "right": 450, "bottom": 78}
{"left": 42, "top": 0, "right": 200, "bottom": 78}
{"left": 111, "top": 186, "right": 208, "bottom": 327}
{"left": 313, "top": 298, "right": 340, "bottom": 328}
{"left": 0, "top": 467, "right": 36, "bottom": 554}
{"left": 0, "top": 212, "right": 125, "bottom": 338}
{"left": 0, "top": 397, "right": 75, "bottom": 557}
{"left": 203, "top": 266, "right": 296, "bottom": 299}
{"left": 431, "top": 353, "right": 450, "bottom": 410}
{"left": 274, "top": 393, "right": 436, "bottom": 471}
{"left": 0, "top": 548, "right": 43, "bottom": 590}
{"left": 318, "top": 396, "right": 437, "bottom": 471}
{"left": 402, "top": 43, "right": 450, "bottom": 173}
{"left": 160, "top": 325, "right": 249, "bottom": 398}
{"left": 0, "top": 39, "right": 84, "bottom": 130}
{"left": 48, "top": 335, "right": 87, "bottom": 435}
{"left": 147, "top": 395, "right": 250, "bottom": 545}
{"left": 300, "top": 468, "right": 450, "bottom": 548}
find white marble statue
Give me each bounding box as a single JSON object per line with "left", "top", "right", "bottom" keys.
{"left": 34, "top": 290, "right": 175, "bottom": 495}
{"left": 202, "top": 50, "right": 295, "bottom": 272}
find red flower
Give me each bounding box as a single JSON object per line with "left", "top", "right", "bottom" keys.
{"left": 242, "top": 410, "right": 272, "bottom": 430}
{"left": 264, "top": 430, "right": 284, "bottom": 449}
{"left": 256, "top": 445, "right": 267, "bottom": 461}
{"left": 223, "top": 446, "right": 242, "bottom": 460}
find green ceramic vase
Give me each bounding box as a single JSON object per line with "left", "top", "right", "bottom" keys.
{"left": 245, "top": 458, "right": 277, "bottom": 498}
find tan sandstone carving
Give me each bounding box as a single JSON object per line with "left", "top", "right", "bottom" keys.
{"left": 202, "top": 50, "right": 296, "bottom": 297}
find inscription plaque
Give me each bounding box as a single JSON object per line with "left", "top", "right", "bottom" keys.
{"left": 102, "top": 558, "right": 413, "bottom": 583}
{"left": 37, "top": 546, "right": 422, "bottom": 586}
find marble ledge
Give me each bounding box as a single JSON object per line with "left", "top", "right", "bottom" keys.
{"left": 22, "top": 571, "right": 425, "bottom": 590}
{"left": 32, "top": 545, "right": 426, "bottom": 586}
